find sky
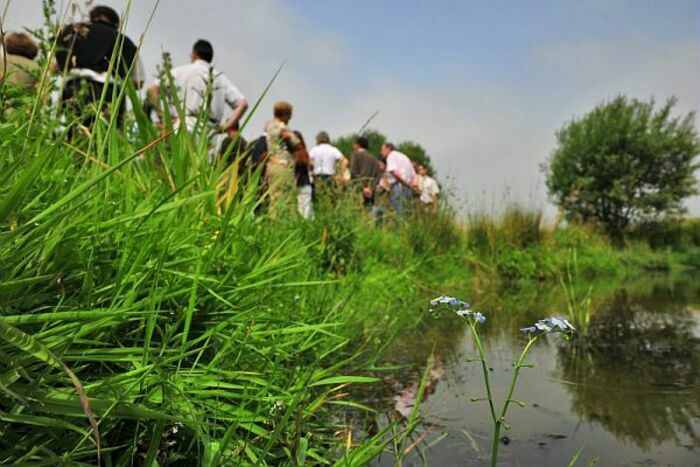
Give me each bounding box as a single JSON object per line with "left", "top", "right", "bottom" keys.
{"left": 3, "top": 0, "right": 699, "bottom": 216}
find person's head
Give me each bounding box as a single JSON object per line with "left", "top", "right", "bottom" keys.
{"left": 417, "top": 164, "right": 428, "bottom": 176}
{"left": 90, "top": 6, "right": 120, "bottom": 28}
{"left": 273, "top": 101, "right": 293, "bottom": 123}
{"left": 354, "top": 135, "right": 369, "bottom": 151}
{"left": 3, "top": 32, "right": 38, "bottom": 60}
{"left": 191, "top": 39, "right": 214, "bottom": 63}
{"left": 316, "top": 131, "right": 330, "bottom": 145}
{"left": 380, "top": 142, "right": 395, "bottom": 158}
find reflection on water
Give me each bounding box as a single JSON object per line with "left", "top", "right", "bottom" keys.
{"left": 374, "top": 275, "right": 700, "bottom": 466}
{"left": 560, "top": 287, "right": 700, "bottom": 451}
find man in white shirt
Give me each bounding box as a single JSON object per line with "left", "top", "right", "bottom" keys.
{"left": 309, "top": 131, "right": 344, "bottom": 178}
{"left": 415, "top": 164, "right": 440, "bottom": 212}
{"left": 148, "top": 39, "right": 248, "bottom": 133}
{"left": 309, "top": 131, "right": 345, "bottom": 197}
{"left": 380, "top": 143, "right": 418, "bottom": 215}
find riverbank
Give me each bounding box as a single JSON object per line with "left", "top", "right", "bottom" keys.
{"left": 1, "top": 105, "right": 698, "bottom": 464}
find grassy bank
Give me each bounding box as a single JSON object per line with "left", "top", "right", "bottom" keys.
{"left": 0, "top": 87, "right": 474, "bottom": 464}
{"left": 463, "top": 205, "right": 698, "bottom": 284}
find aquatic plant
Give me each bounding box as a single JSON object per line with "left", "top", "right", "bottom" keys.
{"left": 430, "top": 296, "right": 576, "bottom": 467}
{"left": 561, "top": 249, "right": 593, "bottom": 336}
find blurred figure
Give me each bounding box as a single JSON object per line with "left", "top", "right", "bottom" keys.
{"left": 149, "top": 39, "right": 247, "bottom": 134}
{"left": 218, "top": 120, "right": 248, "bottom": 168}
{"left": 0, "top": 32, "right": 39, "bottom": 88}
{"left": 380, "top": 143, "right": 417, "bottom": 216}
{"left": 293, "top": 131, "right": 314, "bottom": 220}
{"left": 349, "top": 135, "right": 381, "bottom": 208}
{"left": 371, "top": 159, "right": 392, "bottom": 224}
{"left": 56, "top": 5, "right": 143, "bottom": 129}
{"left": 264, "top": 101, "right": 300, "bottom": 217}
{"left": 310, "top": 130, "right": 344, "bottom": 192}
{"left": 415, "top": 164, "right": 440, "bottom": 212}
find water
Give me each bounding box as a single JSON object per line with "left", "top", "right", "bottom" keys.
{"left": 372, "top": 275, "right": 700, "bottom": 466}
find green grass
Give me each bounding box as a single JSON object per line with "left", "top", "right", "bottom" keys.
{"left": 0, "top": 55, "right": 474, "bottom": 463}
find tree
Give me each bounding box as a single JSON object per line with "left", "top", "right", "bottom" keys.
{"left": 544, "top": 96, "right": 700, "bottom": 241}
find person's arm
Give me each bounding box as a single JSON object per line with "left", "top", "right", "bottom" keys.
{"left": 390, "top": 170, "right": 414, "bottom": 188}
{"left": 220, "top": 98, "right": 248, "bottom": 133}
{"left": 431, "top": 180, "right": 440, "bottom": 209}
{"left": 308, "top": 147, "right": 316, "bottom": 171}
{"left": 132, "top": 56, "right": 145, "bottom": 89}
{"left": 432, "top": 192, "right": 440, "bottom": 210}
{"left": 147, "top": 83, "right": 163, "bottom": 121}
{"left": 220, "top": 76, "right": 248, "bottom": 132}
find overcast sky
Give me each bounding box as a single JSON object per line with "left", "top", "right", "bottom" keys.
{"left": 3, "top": 0, "right": 699, "bottom": 215}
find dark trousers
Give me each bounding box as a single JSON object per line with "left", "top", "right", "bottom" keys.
{"left": 61, "top": 78, "right": 125, "bottom": 132}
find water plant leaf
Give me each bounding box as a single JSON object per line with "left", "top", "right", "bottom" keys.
{"left": 308, "top": 376, "right": 379, "bottom": 387}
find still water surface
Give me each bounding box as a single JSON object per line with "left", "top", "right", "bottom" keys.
{"left": 373, "top": 275, "right": 700, "bottom": 466}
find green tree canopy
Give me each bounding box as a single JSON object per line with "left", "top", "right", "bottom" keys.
{"left": 333, "top": 129, "right": 387, "bottom": 158}
{"left": 544, "top": 95, "right": 700, "bottom": 240}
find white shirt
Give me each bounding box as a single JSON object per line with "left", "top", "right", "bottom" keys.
{"left": 70, "top": 56, "right": 145, "bottom": 85}
{"left": 417, "top": 175, "right": 440, "bottom": 204}
{"left": 160, "top": 59, "right": 244, "bottom": 128}
{"left": 309, "top": 143, "right": 344, "bottom": 176}
{"left": 385, "top": 150, "right": 415, "bottom": 186}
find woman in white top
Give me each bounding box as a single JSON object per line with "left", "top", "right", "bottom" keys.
{"left": 415, "top": 164, "right": 440, "bottom": 212}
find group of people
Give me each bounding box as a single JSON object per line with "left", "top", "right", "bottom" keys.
{"left": 0, "top": 5, "right": 439, "bottom": 220}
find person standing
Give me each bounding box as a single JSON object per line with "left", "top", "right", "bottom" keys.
{"left": 415, "top": 164, "right": 440, "bottom": 212}
{"left": 218, "top": 121, "right": 248, "bottom": 168}
{"left": 0, "top": 32, "right": 40, "bottom": 88}
{"left": 293, "top": 131, "right": 314, "bottom": 220}
{"left": 371, "top": 159, "right": 392, "bottom": 224}
{"left": 148, "top": 39, "right": 248, "bottom": 134}
{"left": 55, "top": 5, "right": 144, "bottom": 129}
{"left": 264, "top": 101, "right": 300, "bottom": 217}
{"left": 349, "top": 135, "right": 381, "bottom": 208}
{"left": 380, "top": 143, "right": 417, "bottom": 216}
{"left": 309, "top": 131, "right": 344, "bottom": 194}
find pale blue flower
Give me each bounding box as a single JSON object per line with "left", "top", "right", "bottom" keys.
{"left": 431, "top": 296, "right": 455, "bottom": 306}
{"left": 473, "top": 312, "right": 486, "bottom": 324}
{"left": 450, "top": 298, "right": 471, "bottom": 308}
{"left": 430, "top": 296, "right": 470, "bottom": 309}
{"left": 522, "top": 317, "right": 576, "bottom": 335}
{"left": 456, "top": 309, "right": 472, "bottom": 317}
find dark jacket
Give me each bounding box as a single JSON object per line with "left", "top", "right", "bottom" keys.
{"left": 55, "top": 20, "right": 138, "bottom": 80}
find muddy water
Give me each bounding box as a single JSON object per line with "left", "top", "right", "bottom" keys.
{"left": 374, "top": 275, "right": 700, "bottom": 466}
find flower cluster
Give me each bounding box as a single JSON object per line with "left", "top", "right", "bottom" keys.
{"left": 430, "top": 295, "right": 470, "bottom": 308}
{"left": 430, "top": 296, "right": 486, "bottom": 324}
{"left": 520, "top": 317, "right": 575, "bottom": 335}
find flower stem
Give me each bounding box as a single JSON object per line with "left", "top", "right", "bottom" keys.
{"left": 491, "top": 335, "right": 539, "bottom": 466}
{"left": 468, "top": 321, "right": 497, "bottom": 424}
